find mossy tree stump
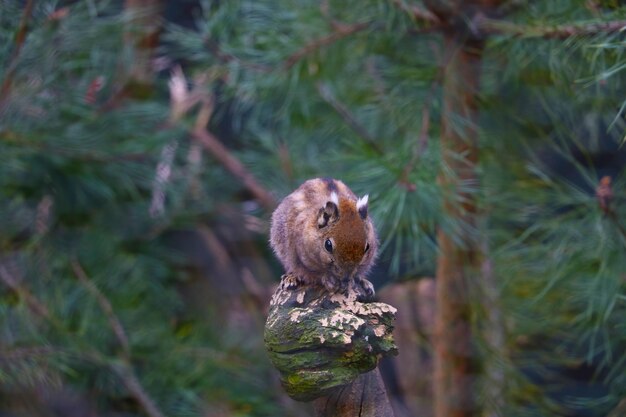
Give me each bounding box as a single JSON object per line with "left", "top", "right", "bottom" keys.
{"left": 264, "top": 274, "right": 398, "bottom": 417}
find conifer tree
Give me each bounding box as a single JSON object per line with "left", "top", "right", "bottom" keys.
{"left": 1, "top": 1, "right": 626, "bottom": 417}
{"left": 167, "top": 2, "right": 626, "bottom": 415}
{"left": 1, "top": 2, "right": 286, "bottom": 416}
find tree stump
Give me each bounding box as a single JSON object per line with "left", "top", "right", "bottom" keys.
{"left": 264, "top": 274, "right": 398, "bottom": 417}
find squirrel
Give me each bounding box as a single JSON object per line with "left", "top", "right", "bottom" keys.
{"left": 270, "top": 178, "right": 378, "bottom": 300}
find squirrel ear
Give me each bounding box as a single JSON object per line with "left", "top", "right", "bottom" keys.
{"left": 357, "top": 194, "right": 368, "bottom": 219}
{"left": 317, "top": 200, "right": 339, "bottom": 228}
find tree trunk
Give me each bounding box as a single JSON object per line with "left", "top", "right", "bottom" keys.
{"left": 313, "top": 368, "right": 395, "bottom": 417}
{"left": 264, "top": 275, "right": 398, "bottom": 409}
{"left": 480, "top": 240, "right": 506, "bottom": 417}
{"left": 433, "top": 31, "right": 484, "bottom": 417}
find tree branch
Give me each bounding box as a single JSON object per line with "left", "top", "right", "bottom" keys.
{"left": 164, "top": 67, "right": 276, "bottom": 211}
{"left": 192, "top": 126, "right": 277, "bottom": 211}
{"left": 207, "top": 16, "right": 369, "bottom": 73}
{"left": 0, "top": 346, "right": 60, "bottom": 360}
{"left": 476, "top": 16, "right": 626, "bottom": 39}
{"left": 1, "top": 131, "right": 150, "bottom": 163}
{"left": 71, "top": 259, "right": 166, "bottom": 417}
{"left": 111, "top": 363, "right": 167, "bottom": 417}
{"left": 206, "top": 40, "right": 272, "bottom": 72}
{"left": 0, "top": 0, "right": 35, "bottom": 109}
{"left": 316, "top": 83, "right": 384, "bottom": 155}
{"left": 283, "top": 21, "right": 370, "bottom": 70}
{"left": 206, "top": 20, "right": 370, "bottom": 75}
{"left": 398, "top": 75, "right": 439, "bottom": 191}
{"left": 0, "top": 265, "right": 51, "bottom": 319}
{"left": 1, "top": 258, "right": 165, "bottom": 417}
{"left": 390, "top": 0, "right": 441, "bottom": 26}
{"left": 71, "top": 260, "right": 131, "bottom": 359}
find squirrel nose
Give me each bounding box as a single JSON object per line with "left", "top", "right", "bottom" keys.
{"left": 340, "top": 267, "right": 358, "bottom": 283}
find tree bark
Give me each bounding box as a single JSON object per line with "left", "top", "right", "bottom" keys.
{"left": 312, "top": 368, "right": 395, "bottom": 417}
{"left": 264, "top": 275, "right": 397, "bottom": 412}
{"left": 480, "top": 241, "right": 506, "bottom": 417}
{"left": 433, "top": 31, "right": 484, "bottom": 417}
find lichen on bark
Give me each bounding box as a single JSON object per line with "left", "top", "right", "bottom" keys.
{"left": 264, "top": 274, "right": 398, "bottom": 402}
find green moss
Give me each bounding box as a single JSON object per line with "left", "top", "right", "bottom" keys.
{"left": 264, "top": 281, "right": 398, "bottom": 402}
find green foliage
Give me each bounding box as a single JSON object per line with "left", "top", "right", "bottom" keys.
{"left": 1, "top": 2, "right": 281, "bottom": 416}
{"left": 165, "top": 0, "right": 444, "bottom": 277}
{"left": 1, "top": 0, "right": 626, "bottom": 416}
{"left": 481, "top": 9, "right": 626, "bottom": 414}
{"left": 177, "top": 1, "right": 626, "bottom": 415}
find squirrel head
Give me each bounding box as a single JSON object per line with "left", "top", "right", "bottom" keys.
{"left": 316, "top": 192, "right": 377, "bottom": 280}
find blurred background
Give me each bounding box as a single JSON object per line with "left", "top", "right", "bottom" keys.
{"left": 1, "top": 1, "right": 626, "bottom": 416}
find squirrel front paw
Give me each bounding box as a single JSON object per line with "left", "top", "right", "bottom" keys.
{"left": 282, "top": 273, "right": 375, "bottom": 302}
{"left": 280, "top": 273, "right": 305, "bottom": 290}
{"left": 355, "top": 277, "right": 375, "bottom": 302}
{"left": 321, "top": 275, "right": 343, "bottom": 294}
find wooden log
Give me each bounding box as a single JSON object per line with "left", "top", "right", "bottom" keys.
{"left": 312, "top": 368, "right": 395, "bottom": 417}
{"left": 264, "top": 274, "right": 398, "bottom": 415}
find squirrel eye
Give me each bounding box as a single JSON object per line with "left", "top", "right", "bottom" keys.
{"left": 364, "top": 242, "right": 370, "bottom": 253}
{"left": 324, "top": 239, "right": 333, "bottom": 253}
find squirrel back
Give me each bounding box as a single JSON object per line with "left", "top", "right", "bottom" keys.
{"left": 270, "top": 178, "right": 378, "bottom": 297}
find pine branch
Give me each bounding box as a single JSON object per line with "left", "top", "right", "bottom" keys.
{"left": 0, "top": 0, "right": 35, "bottom": 108}
{"left": 0, "top": 265, "right": 51, "bottom": 319}
{"left": 204, "top": 22, "right": 370, "bottom": 72}
{"left": 398, "top": 75, "right": 439, "bottom": 191}
{"left": 417, "top": 90, "right": 433, "bottom": 154}
{"left": 608, "top": 211, "right": 626, "bottom": 241}
{"left": 192, "top": 103, "right": 276, "bottom": 211}
{"left": 205, "top": 40, "right": 271, "bottom": 72}
{"left": 1, "top": 131, "right": 150, "bottom": 162}
{"left": 1, "top": 345, "right": 161, "bottom": 417}
{"left": 71, "top": 260, "right": 167, "bottom": 417}
{"left": 0, "top": 260, "right": 165, "bottom": 417}
{"left": 124, "top": 0, "right": 163, "bottom": 85}
{"left": 192, "top": 128, "right": 276, "bottom": 210}
{"left": 595, "top": 176, "right": 626, "bottom": 240}
{"left": 476, "top": 16, "right": 626, "bottom": 39}
{"left": 398, "top": 8, "right": 626, "bottom": 40}
{"left": 390, "top": 0, "right": 440, "bottom": 26}
{"left": 316, "top": 83, "right": 383, "bottom": 155}
{"left": 209, "top": 32, "right": 376, "bottom": 74}
{"left": 0, "top": 267, "right": 164, "bottom": 417}
{"left": 283, "top": 21, "right": 370, "bottom": 70}
{"left": 71, "top": 260, "right": 131, "bottom": 359}
{"left": 164, "top": 67, "right": 276, "bottom": 211}
{"left": 0, "top": 346, "right": 59, "bottom": 360}
{"left": 207, "top": 21, "right": 370, "bottom": 74}
{"left": 149, "top": 140, "right": 178, "bottom": 218}
{"left": 111, "top": 363, "right": 167, "bottom": 417}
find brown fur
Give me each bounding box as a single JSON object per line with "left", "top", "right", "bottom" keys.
{"left": 270, "top": 178, "right": 378, "bottom": 298}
